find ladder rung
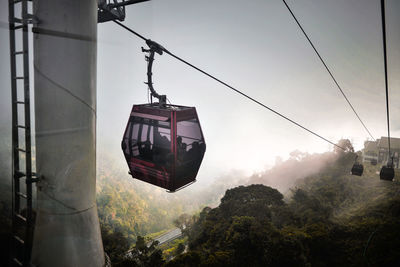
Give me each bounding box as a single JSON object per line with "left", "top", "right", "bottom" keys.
{"left": 27, "top": 177, "right": 39, "bottom": 184}
{"left": 15, "top": 172, "right": 37, "bottom": 178}
{"left": 13, "top": 76, "right": 25, "bottom": 80}
{"left": 13, "top": 25, "right": 24, "bottom": 30}
{"left": 17, "top": 192, "right": 27, "bottom": 199}
{"left": 13, "top": 0, "right": 33, "bottom": 3}
{"left": 13, "top": 258, "right": 23, "bottom": 267}
{"left": 14, "top": 51, "right": 26, "bottom": 55}
{"left": 17, "top": 148, "right": 26, "bottom": 153}
{"left": 15, "top": 214, "right": 27, "bottom": 223}
{"left": 15, "top": 171, "right": 25, "bottom": 178}
{"left": 14, "top": 235, "right": 25, "bottom": 245}
{"left": 12, "top": 18, "right": 23, "bottom": 24}
{"left": 17, "top": 125, "right": 27, "bottom": 129}
{"left": 24, "top": 13, "right": 36, "bottom": 19}
{"left": 16, "top": 101, "right": 26, "bottom": 104}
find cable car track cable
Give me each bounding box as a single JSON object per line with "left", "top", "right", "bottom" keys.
{"left": 281, "top": 0, "right": 376, "bottom": 141}
{"left": 112, "top": 20, "right": 347, "bottom": 151}
{"left": 364, "top": 2, "right": 396, "bottom": 262}
{"left": 380, "top": 0, "right": 391, "bottom": 157}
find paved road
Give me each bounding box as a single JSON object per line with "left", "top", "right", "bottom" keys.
{"left": 153, "top": 228, "right": 182, "bottom": 245}
{"left": 125, "top": 228, "right": 183, "bottom": 256}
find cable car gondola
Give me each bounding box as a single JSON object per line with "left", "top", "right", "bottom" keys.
{"left": 351, "top": 155, "right": 364, "bottom": 176}
{"left": 380, "top": 158, "right": 394, "bottom": 181}
{"left": 351, "top": 163, "right": 364, "bottom": 176}
{"left": 122, "top": 103, "right": 206, "bottom": 192}
{"left": 121, "top": 40, "right": 206, "bottom": 192}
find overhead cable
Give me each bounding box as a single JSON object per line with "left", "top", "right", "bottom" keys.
{"left": 282, "top": 0, "right": 375, "bottom": 141}
{"left": 380, "top": 0, "right": 391, "bottom": 158}
{"left": 112, "top": 20, "right": 347, "bottom": 151}
{"left": 363, "top": 2, "right": 395, "bottom": 263}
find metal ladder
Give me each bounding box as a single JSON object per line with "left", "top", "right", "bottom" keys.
{"left": 8, "top": 0, "right": 38, "bottom": 266}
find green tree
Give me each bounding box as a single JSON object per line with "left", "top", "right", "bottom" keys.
{"left": 125, "top": 236, "right": 165, "bottom": 267}
{"left": 335, "top": 139, "right": 354, "bottom": 153}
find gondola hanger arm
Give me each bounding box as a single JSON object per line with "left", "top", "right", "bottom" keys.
{"left": 142, "top": 39, "right": 168, "bottom": 106}
{"left": 142, "top": 39, "right": 168, "bottom": 55}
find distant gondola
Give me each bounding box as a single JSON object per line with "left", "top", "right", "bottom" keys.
{"left": 380, "top": 164, "right": 394, "bottom": 181}
{"left": 351, "top": 163, "right": 364, "bottom": 176}
{"left": 351, "top": 155, "right": 364, "bottom": 176}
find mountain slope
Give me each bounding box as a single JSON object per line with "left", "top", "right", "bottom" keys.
{"left": 167, "top": 152, "right": 400, "bottom": 267}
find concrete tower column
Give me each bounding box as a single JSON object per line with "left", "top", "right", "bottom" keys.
{"left": 32, "top": 0, "right": 104, "bottom": 266}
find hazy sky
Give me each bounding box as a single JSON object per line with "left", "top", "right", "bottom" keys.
{"left": 97, "top": 0, "right": 400, "bottom": 184}
{"left": 1, "top": 0, "right": 400, "bottom": 188}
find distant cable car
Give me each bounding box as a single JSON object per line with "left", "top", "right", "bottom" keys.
{"left": 351, "top": 163, "right": 364, "bottom": 176}
{"left": 380, "top": 158, "right": 394, "bottom": 181}
{"left": 380, "top": 166, "right": 394, "bottom": 181}
{"left": 121, "top": 39, "right": 206, "bottom": 192}
{"left": 351, "top": 155, "right": 364, "bottom": 176}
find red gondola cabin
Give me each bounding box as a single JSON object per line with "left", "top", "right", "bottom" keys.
{"left": 122, "top": 103, "right": 206, "bottom": 192}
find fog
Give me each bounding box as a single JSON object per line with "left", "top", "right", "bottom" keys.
{"left": 248, "top": 150, "right": 338, "bottom": 193}
{"left": 96, "top": 145, "right": 342, "bottom": 215}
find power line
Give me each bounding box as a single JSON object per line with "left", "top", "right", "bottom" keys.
{"left": 281, "top": 0, "right": 375, "bottom": 141}
{"left": 112, "top": 20, "right": 347, "bottom": 151}
{"left": 380, "top": 0, "right": 391, "bottom": 160}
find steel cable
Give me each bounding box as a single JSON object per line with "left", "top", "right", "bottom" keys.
{"left": 113, "top": 20, "right": 347, "bottom": 151}
{"left": 282, "top": 0, "right": 375, "bottom": 141}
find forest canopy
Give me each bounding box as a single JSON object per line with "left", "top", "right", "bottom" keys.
{"left": 1, "top": 139, "right": 399, "bottom": 266}
{"left": 166, "top": 152, "right": 400, "bottom": 267}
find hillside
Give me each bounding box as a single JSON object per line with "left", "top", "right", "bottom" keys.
{"left": 1, "top": 140, "right": 399, "bottom": 266}
{"left": 96, "top": 152, "right": 222, "bottom": 243}
{"left": 166, "top": 152, "right": 400, "bottom": 267}
{"left": 96, "top": 147, "right": 256, "bottom": 245}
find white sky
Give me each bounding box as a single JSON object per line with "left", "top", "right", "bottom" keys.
{"left": 1, "top": 0, "right": 399, "bottom": 188}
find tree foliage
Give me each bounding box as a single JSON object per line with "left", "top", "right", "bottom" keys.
{"left": 167, "top": 151, "right": 400, "bottom": 267}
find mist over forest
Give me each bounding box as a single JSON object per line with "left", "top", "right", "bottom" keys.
{"left": 94, "top": 140, "right": 340, "bottom": 242}
{"left": 94, "top": 140, "right": 400, "bottom": 266}
{"left": 1, "top": 124, "right": 400, "bottom": 266}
